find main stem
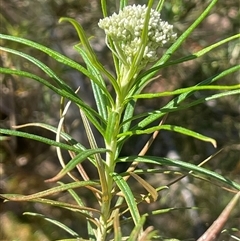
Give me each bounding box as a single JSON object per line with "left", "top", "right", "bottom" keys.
{"left": 97, "top": 61, "right": 136, "bottom": 239}
{"left": 97, "top": 93, "right": 124, "bottom": 241}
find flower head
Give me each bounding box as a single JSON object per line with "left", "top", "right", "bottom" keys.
{"left": 98, "top": 5, "right": 177, "bottom": 67}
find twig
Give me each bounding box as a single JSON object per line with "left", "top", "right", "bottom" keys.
{"left": 197, "top": 191, "right": 240, "bottom": 241}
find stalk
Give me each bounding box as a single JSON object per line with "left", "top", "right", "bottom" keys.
{"left": 97, "top": 93, "right": 124, "bottom": 240}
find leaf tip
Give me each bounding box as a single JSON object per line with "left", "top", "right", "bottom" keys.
{"left": 212, "top": 140, "right": 217, "bottom": 148}
{"left": 58, "top": 17, "right": 66, "bottom": 24}
{"left": 45, "top": 174, "right": 62, "bottom": 183}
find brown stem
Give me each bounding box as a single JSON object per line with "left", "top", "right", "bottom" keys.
{"left": 197, "top": 191, "right": 240, "bottom": 241}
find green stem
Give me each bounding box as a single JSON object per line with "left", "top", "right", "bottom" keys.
{"left": 97, "top": 93, "right": 124, "bottom": 240}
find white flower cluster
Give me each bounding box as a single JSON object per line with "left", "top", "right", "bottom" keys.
{"left": 98, "top": 4, "right": 177, "bottom": 66}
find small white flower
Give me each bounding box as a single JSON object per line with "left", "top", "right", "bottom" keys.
{"left": 98, "top": 4, "right": 177, "bottom": 66}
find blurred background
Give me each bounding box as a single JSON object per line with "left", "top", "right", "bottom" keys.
{"left": 0, "top": 0, "right": 239, "bottom": 240}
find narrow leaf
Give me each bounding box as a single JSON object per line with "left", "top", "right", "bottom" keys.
{"left": 118, "top": 124, "right": 217, "bottom": 148}
{"left": 64, "top": 185, "right": 96, "bottom": 236}
{"left": 1, "top": 196, "right": 100, "bottom": 220}
{"left": 121, "top": 100, "right": 136, "bottom": 133}
{"left": 113, "top": 210, "right": 122, "bottom": 241}
{"left": 100, "top": 0, "right": 108, "bottom": 17}
{"left": 0, "top": 128, "right": 82, "bottom": 153}
{"left": 105, "top": 111, "right": 120, "bottom": 144}
{"left": 128, "top": 216, "right": 146, "bottom": 241}
{"left": 45, "top": 148, "right": 108, "bottom": 182}
{"left": 0, "top": 181, "right": 98, "bottom": 201}
{"left": 0, "top": 46, "right": 75, "bottom": 93}
{"left": 23, "top": 212, "right": 79, "bottom": 237}
{"left": 126, "top": 65, "right": 240, "bottom": 133}
{"left": 130, "top": 172, "right": 158, "bottom": 202}
{"left": 138, "top": 34, "right": 240, "bottom": 81}
{"left": 0, "top": 34, "right": 95, "bottom": 81}
{"left": 0, "top": 67, "right": 105, "bottom": 135}
{"left": 132, "top": 84, "right": 240, "bottom": 99}
{"left": 74, "top": 45, "right": 112, "bottom": 119}
{"left": 145, "top": 206, "right": 199, "bottom": 216}
{"left": 59, "top": 18, "right": 119, "bottom": 95}
{"left": 118, "top": 156, "right": 240, "bottom": 191}
{"left": 132, "top": 0, "right": 218, "bottom": 91}
{"left": 79, "top": 110, "right": 108, "bottom": 204}
{"left": 14, "top": 122, "right": 87, "bottom": 152}
{"left": 112, "top": 173, "right": 141, "bottom": 226}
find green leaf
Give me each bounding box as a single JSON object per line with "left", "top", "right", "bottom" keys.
{"left": 1, "top": 35, "right": 114, "bottom": 121}
{"left": 126, "top": 65, "right": 240, "bottom": 132}
{"left": 0, "top": 67, "right": 105, "bottom": 135}
{"left": 74, "top": 45, "right": 112, "bottom": 119}
{"left": 59, "top": 18, "right": 98, "bottom": 67}
{"left": 79, "top": 110, "right": 108, "bottom": 202}
{"left": 1, "top": 196, "right": 100, "bottom": 223}
{"left": 0, "top": 34, "right": 94, "bottom": 81}
{"left": 145, "top": 206, "right": 199, "bottom": 216}
{"left": 117, "top": 100, "right": 137, "bottom": 154}
{"left": 46, "top": 148, "right": 108, "bottom": 182}
{"left": 118, "top": 156, "right": 240, "bottom": 191}
{"left": 118, "top": 124, "right": 217, "bottom": 147}
{"left": 156, "top": 0, "right": 165, "bottom": 12}
{"left": 133, "top": 0, "right": 219, "bottom": 91}
{"left": 0, "top": 67, "right": 63, "bottom": 95}
{"left": 0, "top": 181, "right": 98, "bottom": 201}
{"left": 113, "top": 210, "right": 122, "bottom": 241}
{"left": 0, "top": 128, "right": 82, "bottom": 153}
{"left": 64, "top": 184, "right": 95, "bottom": 237}
{"left": 129, "top": 0, "right": 154, "bottom": 77}
{"left": 14, "top": 122, "right": 87, "bottom": 152}
{"left": 142, "top": 89, "right": 240, "bottom": 127}
{"left": 23, "top": 212, "right": 79, "bottom": 237}
{"left": 112, "top": 173, "right": 141, "bottom": 226}
{"left": 132, "top": 84, "right": 240, "bottom": 99}
{"left": 180, "top": 89, "right": 240, "bottom": 109}
{"left": 13, "top": 122, "right": 98, "bottom": 167}
{"left": 138, "top": 34, "right": 240, "bottom": 82}
{"left": 0, "top": 35, "right": 108, "bottom": 134}
{"left": 128, "top": 216, "right": 146, "bottom": 241}
{"left": 105, "top": 111, "right": 120, "bottom": 144}
{"left": 121, "top": 100, "right": 136, "bottom": 132}
{"left": 0, "top": 46, "right": 74, "bottom": 93}
{"left": 193, "top": 34, "right": 240, "bottom": 58}
{"left": 100, "top": 0, "right": 108, "bottom": 17}
{"left": 158, "top": 0, "right": 219, "bottom": 64}
{"left": 119, "top": 0, "right": 128, "bottom": 10}
{"left": 60, "top": 18, "right": 120, "bottom": 95}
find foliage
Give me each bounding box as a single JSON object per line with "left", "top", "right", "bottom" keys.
{"left": 0, "top": 0, "right": 239, "bottom": 240}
